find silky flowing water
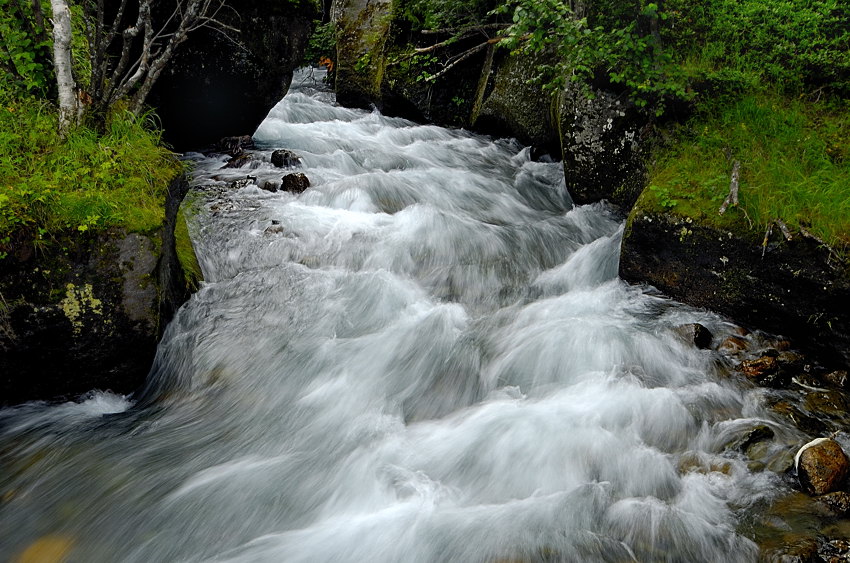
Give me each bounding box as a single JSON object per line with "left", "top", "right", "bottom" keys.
{"left": 0, "top": 71, "right": 818, "bottom": 561}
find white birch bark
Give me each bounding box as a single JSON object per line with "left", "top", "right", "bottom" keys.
{"left": 50, "top": 0, "right": 78, "bottom": 136}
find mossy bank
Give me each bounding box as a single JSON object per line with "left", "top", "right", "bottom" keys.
{"left": 0, "top": 174, "right": 200, "bottom": 406}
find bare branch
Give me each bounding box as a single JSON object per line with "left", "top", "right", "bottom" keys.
{"left": 426, "top": 37, "right": 503, "bottom": 83}
{"left": 718, "top": 160, "right": 741, "bottom": 215}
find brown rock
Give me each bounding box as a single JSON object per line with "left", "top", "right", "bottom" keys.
{"left": 741, "top": 356, "right": 778, "bottom": 378}
{"left": 281, "top": 173, "right": 310, "bottom": 193}
{"left": 796, "top": 438, "right": 850, "bottom": 495}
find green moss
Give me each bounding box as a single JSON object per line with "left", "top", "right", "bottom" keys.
{"left": 174, "top": 206, "right": 202, "bottom": 291}
{"left": 645, "top": 92, "right": 850, "bottom": 252}
{"left": 0, "top": 90, "right": 183, "bottom": 256}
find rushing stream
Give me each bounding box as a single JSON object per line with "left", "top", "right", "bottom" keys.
{"left": 0, "top": 70, "right": 818, "bottom": 562}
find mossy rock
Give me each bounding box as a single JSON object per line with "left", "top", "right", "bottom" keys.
{"left": 0, "top": 175, "right": 197, "bottom": 405}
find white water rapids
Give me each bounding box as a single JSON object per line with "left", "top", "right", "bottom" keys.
{"left": 0, "top": 71, "right": 810, "bottom": 562}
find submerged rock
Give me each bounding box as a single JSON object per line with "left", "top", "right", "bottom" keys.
{"left": 795, "top": 438, "right": 850, "bottom": 495}
{"left": 674, "top": 323, "right": 713, "bottom": 349}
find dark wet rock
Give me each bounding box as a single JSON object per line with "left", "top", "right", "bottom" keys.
{"left": 718, "top": 335, "right": 750, "bottom": 355}
{"left": 727, "top": 424, "right": 775, "bottom": 453}
{"left": 271, "top": 149, "right": 302, "bottom": 168}
{"left": 281, "top": 173, "right": 310, "bottom": 193}
{"left": 823, "top": 370, "right": 849, "bottom": 389}
{"left": 149, "top": 2, "right": 315, "bottom": 150}
{"left": 675, "top": 323, "right": 713, "bottom": 350}
{"left": 620, "top": 210, "right": 850, "bottom": 371}
{"left": 804, "top": 391, "right": 850, "bottom": 419}
{"left": 761, "top": 536, "right": 819, "bottom": 563}
{"left": 260, "top": 181, "right": 280, "bottom": 193}
{"left": 771, "top": 402, "right": 829, "bottom": 435}
{"left": 816, "top": 491, "right": 850, "bottom": 516}
{"left": 0, "top": 175, "right": 196, "bottom": 405}
{"left": 215, "top": 135, "right": 255, "bottom": 157}
{"left": 796, "top": 438, "right": 850, "bottom": 496}
{"left": 222, "top": 154, "right": 254, "bottom": 169}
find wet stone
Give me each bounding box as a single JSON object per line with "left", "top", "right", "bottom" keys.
{"left": 728, "top": 424, "right": 775, "bottom": 453}
{"left": 816, "top": 491, "right": 850, "bottom": 516}
{"left": 804, "top": 390, "right": 850, "bottom": 419}
{"left": 740, "top": 355, "right": 791, "bottom": 387}
{"left": 281, "top": 173, "right": 310, "bottom": 193}
{"left": 771, "top": 402, "right": 829, "bottom": 435}
{"left": 718, "top": 335, "right": 749, "bottom": 355}
{"left": 222, "top": 153, "right": 254, "bottom": 169}
{"left": 271, "top": 149, "right": 302, "bottom": 168}
{"left": 823, "top": 370, "right": 850, "bottom": 389}
{"left": 796, "top": 438, "right": 850, "bottom": 496}
{"left": 260, "top": 181, "right": 280, "bottom": 193}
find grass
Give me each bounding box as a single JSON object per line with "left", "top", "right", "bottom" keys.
{"left": 644, "top": 90, "right": 850, "bottom": 254}
{"left": 0, "top": 88, "right": 182, "bottom": 257}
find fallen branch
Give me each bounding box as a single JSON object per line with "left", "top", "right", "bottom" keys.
{"left": 718, "top": 160, "right": 741, "bottom": 215}
{"left": 775, "top": 219, "right": 793, "bottom": 241}
{"left": 761, "top": 222, "right": 773, "bottom": 259}
{"left": 420, "top": 23, "right": 509, "bottom": 35}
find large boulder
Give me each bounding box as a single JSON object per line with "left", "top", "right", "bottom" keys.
{"left": 557, "top": 81, "right": 648, "bottom": 208}
{"left": 619, "top": 208, "right": 850, "bottom": 370}
{"left": 332, "top": 0, "right": 394, "bottom": 109}
{"left": 0, "top": 175, "right": 199, "bottom": 406}
{"left": 149, "top": 1, "right": 315, "bottom": 150}
{"left": 795, "top": 438, "right": 850, "bottom": 496}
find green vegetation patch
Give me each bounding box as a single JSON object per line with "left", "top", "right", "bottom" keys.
{"left": 0, "top": 89, "right": 181, "bottom": 256}
{"left": 645, "top": 92, "right": 850, "bottom": 252}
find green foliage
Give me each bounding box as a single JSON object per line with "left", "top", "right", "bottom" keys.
{"left": 0, "top": 0, "right": 53, "bottom": 96}
{"left": 495, "top": 0, "right": 689, "bottom": 114}
{"left": 668, "top": 0, "right": 850, "bottom": 97}
{"left": 0, "top": 88, "right": 182, "bottom": 256}
{"left": 304, "top": 21, "right": 337, "bottom": 66}
{"left": 399, "top": 0, "right": 500, "bottom": 31}
{"left": 647, "top": 93, "right": 850, "bottom": 252}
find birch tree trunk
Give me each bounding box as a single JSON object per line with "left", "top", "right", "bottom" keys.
{"left": 50, "top": 0, "right": 78, "bottom": 136}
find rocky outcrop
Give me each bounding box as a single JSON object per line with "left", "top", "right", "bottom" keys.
{"left": 0, "top": 175, "right": 199, "bottom": 406}
{"left": 331, "top": 0, "right": 393, "bottom": 109}
{"left": 149, "top": 1, "right": 315, "bottom": 150}
{"left": 619, "top": 209, "right": 850, "bottom": 370}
